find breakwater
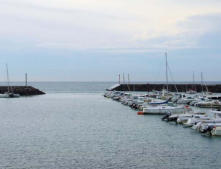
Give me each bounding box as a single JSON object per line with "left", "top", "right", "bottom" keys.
{"left": 109, "top": 83, "right": 221, "bottom": 93}
{"left": 0, "top": 86, "right": 45, "bottom": 96}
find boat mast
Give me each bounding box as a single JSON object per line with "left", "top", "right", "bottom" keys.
{"left": 127, "top": 73, "right": 130, "bottom": 91}
{"left": 25, "top": 73, "right": 28, "bottom": 87}
{"left": 193, "top": 72, "right": 195, "bottom": 91}
{"left": 201, "top": 72, "right": 209, "bottom": 93}
{"left": 123, "top": 73, "right": 125, "bottom": 84}
{"left": 165, "top": 52, "right": 169, "bottom": 93}
{"left": 6, "top": 64, "right": 10, "bottom": 93}
{"left": 201, "top": 72, "right": 204, "bottom": 94}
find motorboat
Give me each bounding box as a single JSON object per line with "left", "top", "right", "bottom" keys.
{"left": 148, "top": 98, "right": 172, "bottom": 105}
{"left": 199, "top": 123, "right": 221, "bottom": 135}
{"left": 211, "top": 127, "right": 221, "bottom": 136}
{"left": 141, "top": 105, "right": 188, "bottom": 115}
{"left": 177, "top": 113, "right": 198, "bottom": 124}
{"left": 162, "top": 112, "right": 204, "bottom": 123}
{"left": 183, "top": 115, "right": 210, "bottom": 127}
{"left": 177, "top": 96, "right": 196, "bottom": 104}
{"left": 195, "top": 100, "right": 221, "bottom": 108}
{"left": 191, "top": 111, "right": 221, "bottom": 130}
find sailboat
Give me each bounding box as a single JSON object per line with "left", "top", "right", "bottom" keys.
{"left": 157, "top": 52, "right": 173, "bottom": 99}
{"left": 0, "top": 64, "right": 20, "bottom": 98}
{"left": 186, "top": 72, "right": 197, "bottom": 94}
{"left": 138, "top": 52, "right": 186, "bottom": 115}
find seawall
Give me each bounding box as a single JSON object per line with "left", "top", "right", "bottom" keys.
{"left": 109, "top": 83, "right": 221, "bottom": 93}
{"left": 0, "top": 86, "right": 45, "bottom": 96}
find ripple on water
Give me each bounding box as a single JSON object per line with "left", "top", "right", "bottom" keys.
{"left": 0, "top": 93, "right": 221, "bottom": 169}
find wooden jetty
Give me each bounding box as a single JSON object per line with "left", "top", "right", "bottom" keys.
{"left": 108, "top": 83, "right": 221, "bottom": 93}
{"left": 0, "top": 86, "right": 45, "bottom": 96}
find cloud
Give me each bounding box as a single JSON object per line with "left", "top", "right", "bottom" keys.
{"left": 0, "top": 0, "right": 220, "bottom": 51}
{"left": 133, "top": 13, "right": 221, "bottom": 50}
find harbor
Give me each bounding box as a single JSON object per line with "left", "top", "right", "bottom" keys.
{"left": 104, "top": 89, "right": 221, "bottom": 137}
{"left": 1, "top": 0, "right": 221, "bottom": 168}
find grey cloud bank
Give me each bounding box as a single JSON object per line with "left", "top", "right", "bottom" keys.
{"left": 0, "top": 0, "right": 220, "bottom": 81}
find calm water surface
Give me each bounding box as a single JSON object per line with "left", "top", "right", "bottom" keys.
{"left": 0, "top": 82, "right": 221, "bottom": 169}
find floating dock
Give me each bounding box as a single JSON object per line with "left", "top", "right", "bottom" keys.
{"left": 108, "top": 83, "right": 221, "bottom": 93}
{"left": 0, "top": 86, "right": 45, "bottom": 96}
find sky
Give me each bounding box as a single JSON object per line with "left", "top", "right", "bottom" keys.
{"left": 0, "top": 0, "right": 221, "bottom": 82}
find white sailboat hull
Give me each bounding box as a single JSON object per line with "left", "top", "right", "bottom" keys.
{"left": 0, "top": 94, "right": 10, "bottom": 98}
{"left": 0, "top": 93, "right": 20, "bottom": 98}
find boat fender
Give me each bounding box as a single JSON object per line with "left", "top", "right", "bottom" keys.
{"left": 137, "top": 111, "right": 144, "bottom": 115}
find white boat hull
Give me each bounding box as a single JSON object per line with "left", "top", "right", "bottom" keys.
{"left": 143, "top": 106, "right": 185, "bottom": 115}
{"left": 0, "top": 93, "right": 20, "bottom": 98}
{"left": 211, "top": 127, "right": 221, "bottom": 136}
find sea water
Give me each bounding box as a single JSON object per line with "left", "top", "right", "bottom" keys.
{"left": 0, "top": 82, "right": 221, "bottom": 169}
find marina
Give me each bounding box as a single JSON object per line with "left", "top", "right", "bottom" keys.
{"left": 104, "top": 89, "right": 221, "bottom": 136}
{"left": 1, "top": 0, "right": 221, "bottom": 168}
{"left": 103, "top": 52, "right": 221, "bottom": 137}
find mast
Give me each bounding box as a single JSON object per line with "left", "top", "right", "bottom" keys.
{"left": 25, "top": 73, "right": 28, "bottom": 87}
{"left": 202, "top": 72, "right": 209, "bottom": 93}
{"left": 165, "top": 52, "right": 169, "bottom": 93}
{"left": 118, "top": 74, "right": 121, "bottom": 84}
{"left": 6, "top": 64, "right": 10, "bottom": 93}
{"left": 201, "top": 72, "right": 204, "bottom": 94}
{"left": 123, "top": 73, "right": 125, "bottom": 84}
{"left": 192, "top": 72, "right": 195, "bottom": 90}
{"left": 127, "top": 73, "right": 130, "bottom": 91}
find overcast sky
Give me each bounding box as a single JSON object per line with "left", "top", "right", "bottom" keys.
{"left": 0, "top": 0, "right": 221, "bottom": 82}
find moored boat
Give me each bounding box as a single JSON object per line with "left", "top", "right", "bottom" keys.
{"left": 141, "top": 105, "right": 188, "bottom": 115}
{"left": 0, "top": 64, "right": 20, "bottom": 98}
